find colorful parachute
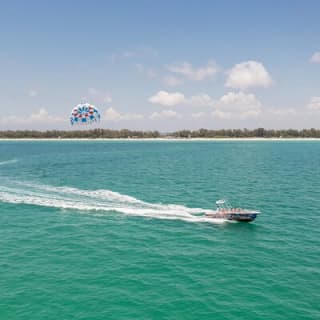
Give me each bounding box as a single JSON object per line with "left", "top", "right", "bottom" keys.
{"left": 70, "top": 103, "right": 101, "bottom": 125}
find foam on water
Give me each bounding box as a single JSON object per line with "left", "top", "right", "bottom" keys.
{"left": 0, "top": 181, "right": 226, "bottom": 224}
{"left": 0, "top": 159, "right": 18, "bottom": 166}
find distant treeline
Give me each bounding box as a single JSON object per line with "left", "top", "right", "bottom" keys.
{"left": 172, "top": 128, "right": 320, "bottom": 138}
{"left": 0, "top": 128, "right": 320, "bottom": 139}
{"left": 0, "top": 129, "right": 160, "bottom": 139}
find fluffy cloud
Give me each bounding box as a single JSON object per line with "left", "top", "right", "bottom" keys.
{"left": 188, "top": 94, "right": 215, "bottom": 107}
{"left": 149, "top": 91, "right": 215, "bottom": 107}
{"left": 307, "top": 97, "right": 320, "bottom": 111}
{"left": 218, "top": 91, "right": 260, "bottom": 107}
{"left": 310, "top": 52, "right": 320, "bottom": 63}
{"left": 150, "top": 110, "right": 182, "bottom": 120}
{"left": 211, "top": 110, "right": 233, "bottom": 120}
{"left": 0, "top": 109, "right": 64, "bottom": 126}
{"left": 213, "top": 91, "right": 262, "bottom": 119}
{"left": 104, "top": 107, "right": 121, "bottom": 121}
{"left": 149, "top": 90, "right": 262, "bottom": 119}
{"left": 226, "top": 61, "right": 272, "bottom": 90}
{"left": 27, "top": 109, "right": 63, "bottom": 123}
{"left": 149, "top": 91, "right": 186, "bottom": 106}
{"left": 104, "top": 107, "right": 143, "bottom": 122}
{"left": 30, "top": 108, "right": 54, "bottom": 121}
{"left": 166, "top": 61, "right": 218, "bottom": 81}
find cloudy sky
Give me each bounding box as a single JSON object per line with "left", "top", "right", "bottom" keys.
{"left": 1, "top": 0, "right": 320, "bottom": 131}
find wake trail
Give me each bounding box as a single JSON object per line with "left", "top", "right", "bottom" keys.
{"left": 0, "top": 159, "right": 18, "bottom": 166}
{"left": 0, "top": 181, "right": 226, "bottom": 224}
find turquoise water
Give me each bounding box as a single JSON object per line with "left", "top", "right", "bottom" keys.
{"left": 0, "top": 141, "right": 319, "bottom": 319}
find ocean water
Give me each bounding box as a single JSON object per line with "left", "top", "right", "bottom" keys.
{"left": 0, "top": 140, "right": 319, "bottom": 319}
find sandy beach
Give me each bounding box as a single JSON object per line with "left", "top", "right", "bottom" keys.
{"left": 0, "top": 137, "right": 320, "bottom": 141}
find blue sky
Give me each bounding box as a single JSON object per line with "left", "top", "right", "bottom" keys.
{"left": 1, "top": 0, "right": 320, "bottom": 130}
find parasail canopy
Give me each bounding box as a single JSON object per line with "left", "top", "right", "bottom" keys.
{"left": 70, "top": 103, "right": 101, "bottom": 125}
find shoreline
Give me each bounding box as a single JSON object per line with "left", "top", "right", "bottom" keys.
{"left": 0, "top": 137, "right": 320, "bottom": 141}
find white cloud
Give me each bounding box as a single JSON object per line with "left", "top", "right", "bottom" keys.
{"left": 188, "top": 94, "right": 215, "bottom": 107}
{"left": 149, "top": 90, "right": 262, "bottom": 119}
{"left": 149, "top": 91, "right": 186, "bottom": 106}
{"left": 218, "top": 91, "right": 260, "bottom": 107}
{"left": 88, "top": 88, "right": 112, "bottom": 103}
{"left": 28, "top": 89, "right": 38, "bottom": 97}
{"left": 104, "top": 107, "right": 121, "bottom": 121}
{"left": 213, "top": 91, "right": 262, "bottom": 119}
{"left": 104, "top": 107, "right": 143, "bottom": 122}
{"left": 307, "top": 97, "right": 320, "bottom": 111}
{"left": 211, "top": 110, "right": 233, "bottom": 120}
{"left": 191, "top": 112, "right": 207, "bottom": 119}
{"left": 162, "top": 75, "right": 183, "bottom": 87}
{"left": 30, "top": 109, "right": 65, "bottom": 123}
{"left": 149, "top": 91, "right": 215, "bottom": 107}
{"left": 0, "top": 108, "right": 64, "bottom": 126}
{"left": 150, "top": 110, "right": 182, "bottom": 120}
{"left": 226, "top": 61, "right": 272, "bottom": 90}
{"left": 310, "top": 52, "right": 320, "bottom": 63}
{"left": 30, "top": 108, "right": 50, "bottom": 121}
{"left": 166, "top": 61, "right": 218, "bottom": 81}
{"left": 269, "top": 108, "right": 296, "bottom": 116}
{"left": 27, "top": 109, "right": 63, "bottom": 123}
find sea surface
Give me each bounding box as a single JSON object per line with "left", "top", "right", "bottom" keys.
{"left": 0, "top": 140, "right": 319, "bottom": 319}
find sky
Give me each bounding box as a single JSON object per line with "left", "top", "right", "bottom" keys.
{"left": 0, "top": 0, "right": 320, "bottom": 131}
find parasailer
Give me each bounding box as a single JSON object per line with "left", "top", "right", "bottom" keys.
{"left": 70, "top": 103, "right": 101, "bottom": 125}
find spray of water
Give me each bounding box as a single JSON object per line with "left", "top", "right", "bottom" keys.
{"left": 0, "top": 181, "right": 226, "bottom": 224}
{"left": 0, "top": 159, "right": 18, "bottom": 166}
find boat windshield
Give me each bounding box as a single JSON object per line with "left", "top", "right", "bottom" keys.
{"left": 216, "top": 199, "right": 232, "bottom": 210}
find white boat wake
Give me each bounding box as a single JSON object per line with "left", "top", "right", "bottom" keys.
{"left": 0, "top": 181, "right": 226, "bottom": 224}
{"left": 0, "top": 159, "right": 18, "bottom": 166}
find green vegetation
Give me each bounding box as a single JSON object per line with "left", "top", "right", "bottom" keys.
{"left": 0, "top": 128, "right": 320, "bottom": 139}
{"left": 0, "top": 129, "right": 160, "bottom": 139}
{"left": 172, "top": 128, "right": 320, "bottom": 138}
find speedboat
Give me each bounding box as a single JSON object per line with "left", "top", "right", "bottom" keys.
{"left": 205, "top": 199, "right": 260, "bottom": 222}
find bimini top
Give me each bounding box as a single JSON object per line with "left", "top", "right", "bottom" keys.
{"left": 216, "top": 199, "right": 226, "bottom": 205}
